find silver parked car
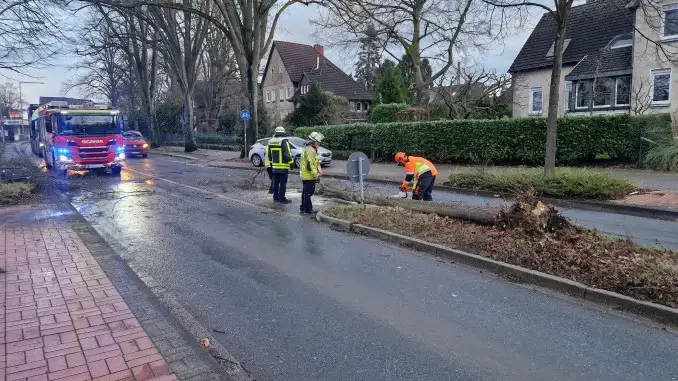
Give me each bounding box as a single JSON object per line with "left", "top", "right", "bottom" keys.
{"left": 249, "top": 136, "right": 332, "bottom": 168}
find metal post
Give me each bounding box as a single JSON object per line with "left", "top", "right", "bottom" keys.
{"left": 244, "top": 119, "right": 249, "bottom": 158}
{"left": 358, "top": 156, "right": 364, "bottom": 203}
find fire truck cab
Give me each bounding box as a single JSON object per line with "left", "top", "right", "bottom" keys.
{"left": 31, "top": 101, "right": 126, "bottom": 175}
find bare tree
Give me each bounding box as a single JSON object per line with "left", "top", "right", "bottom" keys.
{"left": 0, "top": 81, "right": 20, "bottom": 114}
{"left": 0, "top": 0, "right": 67, "bottom": 75}
{"left": 84, "top": 0, "right": 310, "bottom": 155}
{"left": 484, "top": 0, "right": 575, "bottom": 172}
{"left": 314, "top": 0, "right": 516, "bottom": 105}
{"left": 63, "top": 14, "right": 125, "bottom": 106}
{"left": 433, "top": 67, "right": 511, "bottom": 119}
{"left": 630, "top": 75, "right": 652, "bottom": 116}
{"left": 195, "top": 23, "right": 239, "bottom": 132}
{"left": 100, "top": 6, "right": 161, "bottom": 145}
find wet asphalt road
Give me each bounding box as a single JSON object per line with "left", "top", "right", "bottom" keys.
{"left": 47, "top": 154, "right": 678, "bottom": 381}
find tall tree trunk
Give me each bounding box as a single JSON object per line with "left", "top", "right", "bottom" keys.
{"left": 544, "top": 19, "right": 567, "bottom": 173}
{"left": 240, "top": 63, "right": 259, "bottom": 158}
{"left": 183, "top": 93, "right": 197, "bottom": 152}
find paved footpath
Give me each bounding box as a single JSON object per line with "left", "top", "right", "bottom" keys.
{"left": 0, "top": 209, "right": 178, "bottom": 381}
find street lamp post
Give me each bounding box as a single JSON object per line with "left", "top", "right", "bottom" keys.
{"left": 15, "top": 81, "right": 43, "bottom": 142}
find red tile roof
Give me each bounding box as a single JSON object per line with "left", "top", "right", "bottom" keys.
{"left": 267, "top": 41, "right": 372, "bottom": 101}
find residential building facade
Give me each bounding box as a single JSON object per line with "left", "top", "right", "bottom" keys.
{"left": 261, "top": 41, "right": 372, "bottom": 125}
{"left": 509, "top": 0, "right": 678, "bottom": 118}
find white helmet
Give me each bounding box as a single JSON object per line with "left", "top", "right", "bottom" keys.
{"left": 274, "top": 126, "right": 286, "bottom": 134}
{"left": 309, "top": 131, "right": 324, "bottom": 143}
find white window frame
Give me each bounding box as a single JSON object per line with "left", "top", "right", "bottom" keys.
{"left": 287, "top": 87, "right": 292, "bottom": 98}
{"left": 356, "top": 102, "right": 362, "bottom": 111}
{"left": 564, "top": 81, "right": 572, "bottom": 112}
{"left": 278, "top": 87, "right": 283, "bottom": 101}
{"left": 615, "top": 76, "right": 631, "bottom": 106}
{"left": 266, "top": 90, "right": 271, "bottom": 103}
{"left": 663, "top": 4, "right": 678, "bottom": 40}
{"left": 529, "top": 87, "right": 543, "bottom": 115}
{"left": 651, "top": 68, "right": 672, "bottom": 106}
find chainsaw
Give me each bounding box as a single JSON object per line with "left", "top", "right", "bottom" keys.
{"left": 391, "top": 181, "right": 412, "bottom": 199}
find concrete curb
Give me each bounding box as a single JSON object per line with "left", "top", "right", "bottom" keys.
{"left": 154, "top": 150, "right": 678, "bottom": 222}
{"left": 316, "top": 209, "right": 678, "bottom": 327}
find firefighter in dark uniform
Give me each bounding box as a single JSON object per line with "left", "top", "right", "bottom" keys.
{"left": 265, "top": 126, "right": 294, "bottom": 203}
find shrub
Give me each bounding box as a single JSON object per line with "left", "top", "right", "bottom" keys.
{"left": 0, "top": 183, "right": 35, "bottom": 205}
{"left": 369, "top": 103, "right": 409, "bottom": 123}
{"left": 445, "top": 168, "right": 635, "bottom": 199}
{"left": 296, "top": 114, "right": 674, "bottom": 165}
{"left": 645, "top": 143, "right": 678, "bottom": 172}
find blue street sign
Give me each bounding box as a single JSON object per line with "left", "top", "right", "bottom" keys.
{"left": 240, "top": 109, "right": 251, "bottom": 121}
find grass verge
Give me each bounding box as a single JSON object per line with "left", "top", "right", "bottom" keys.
{"left": 445, "top": 168, "right": 635, "bottom": 199}
{"left": 325, "top": 202, "right": 678, "bottom": 308}
{"left": 0, "top": 183, "right": 35, "bottom": 205}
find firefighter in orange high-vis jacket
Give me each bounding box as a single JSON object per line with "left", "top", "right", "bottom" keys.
{"left": 394, "top": 152, "right": 438, "bottom": 201}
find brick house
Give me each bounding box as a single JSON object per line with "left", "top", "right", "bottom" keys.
{"left": 261, "top": 41, "right": 372, "bottom": 125}
{"left": 509, "top": 0, "right": 678, "bottom": 118}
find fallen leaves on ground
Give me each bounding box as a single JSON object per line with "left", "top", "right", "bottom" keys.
{"left": 325, "top": 198, "right": 678, "bottom": 309}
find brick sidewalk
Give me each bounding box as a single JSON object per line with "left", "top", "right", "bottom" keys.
{"left": 1, "top": 213, "right": 178, "bottom": 380}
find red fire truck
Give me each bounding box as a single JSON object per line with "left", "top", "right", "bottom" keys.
{"left": 30, "top": 101, "right": 126, "bottom": 175}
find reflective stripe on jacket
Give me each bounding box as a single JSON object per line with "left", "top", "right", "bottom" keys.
{"left": 267, "top": 137, "right": 293, "bottom": 170}
{"left": 404, "top": 156, "right": 436, "bottom": 190}
{"left": 300, "top": 145, "right": 319, "bottom": 180}
{"left": 409, "top": 156, "right": 438, "bottom": 176}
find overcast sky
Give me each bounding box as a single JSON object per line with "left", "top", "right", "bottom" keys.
{"left": 9, "top": 4, "right": 541, "bottom": 109}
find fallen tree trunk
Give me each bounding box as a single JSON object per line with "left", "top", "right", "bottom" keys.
{"left": 318, "top": 185, "right": 500, "bottom": 225}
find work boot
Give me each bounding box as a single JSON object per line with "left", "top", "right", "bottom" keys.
{"left": 279, "top": 199, "right": 292, "bottom": 204}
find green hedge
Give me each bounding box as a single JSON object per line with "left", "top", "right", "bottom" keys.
{"left": 295, "top": 114, "right": 673, "bottom": 165}
{"left": 369, "top": 103, "right": 409, "bottom": 123}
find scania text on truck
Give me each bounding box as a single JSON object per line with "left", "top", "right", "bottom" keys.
{"left": 30, "top": 101, "right": 126, "bottom": 175}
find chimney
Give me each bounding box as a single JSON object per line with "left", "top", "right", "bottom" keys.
{"left": 313, "top": 44, "right": 324, "bottom": 56}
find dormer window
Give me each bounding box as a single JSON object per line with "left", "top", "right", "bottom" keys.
{"left": 546, "top": 39, "right": 571, "bottom": 58}
{"left": 610, "top": 34, "right": 633, "bottom": 49}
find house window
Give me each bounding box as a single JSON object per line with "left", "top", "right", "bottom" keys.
{"left": 287, "top": 87, "right": 292, "bottom": 98}
{"left": 530, "top": 87, "right": 543, "bottom": 114}
{"left": 278, "top": 87, "right": 284, "bottom": 101}
{"left": 278, "top": 65, "right": 283, "bottom": 73}
{"left": 565, "top": 82, "right": 572, "bottom": 112}
{"left": 356, "top": 102, "right": 362, "bottom": 111}
{"left": 652, "top": 69, "right": 671, "bottom": 105}
{"left": 576, "top": 80, "right": 592, "bottom": 109}
{"left": 664, "top": 4, "right": 678, "bottom": 38}
{"left": 610, "top": 35, "right": 633, "bottom": 49}
{"left": 615, "top": 76, "right": 631, "bottom": 105}
{"left": 593, "top": 78, "right": 614, "bottom": 107}
{"left": 545, "top": 39, "right": 572, "bottom": 57}
{"left": 266, "top": 90, "right": 272, "bottom": 103}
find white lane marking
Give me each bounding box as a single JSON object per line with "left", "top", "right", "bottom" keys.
{"left": 124, "top": 167, "right": 303, "bottom": 218}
